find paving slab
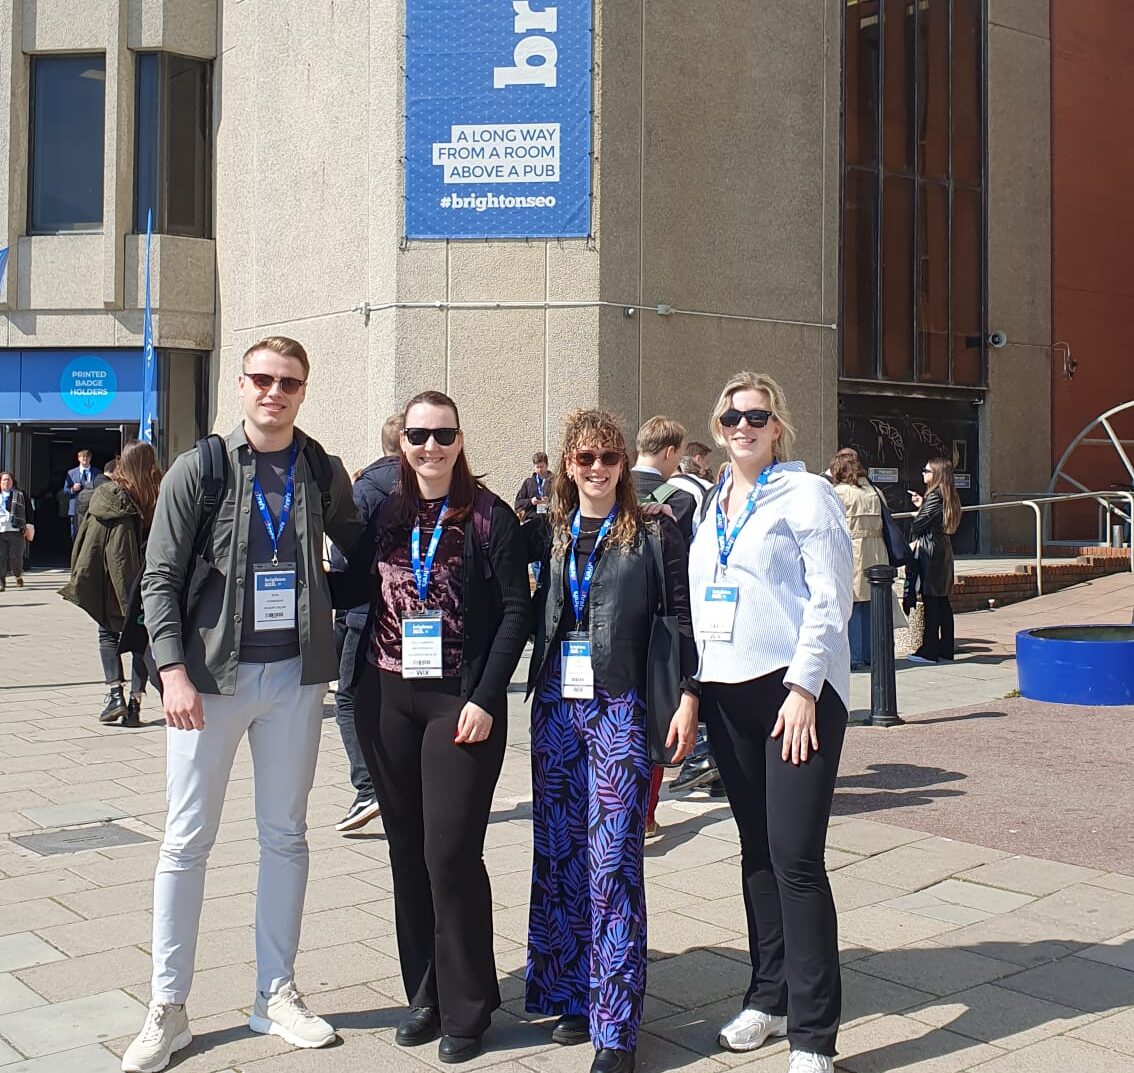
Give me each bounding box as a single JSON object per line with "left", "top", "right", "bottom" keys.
{"left": 947, "top": 863, "right": 1070, "bottom": 908}
{"left": 852, "top": 940, "right": 1019, "bottom": 996}
{"left": 0, "top": 988, "right": 146, "bottom": 1057}
{"left": 1078, "top": 930, "right": 1134, "bottom": 973}
{"left": 0, "top": 1044, "right": 125, "bottom": 1072}
{"left": 0, "top": 933, "right": 64, "bottom": 974}
{"left": 0, "top": 973, "right": 45, "bottom": 1016}
{"left": 905, "top": 981, "right": 1098, "bottom": 1050}
{"left": 1071, "top": 1007, "right": 1134, "bottom": 1057}
{"left": 964, "top": 1034, "right": 1134, "bottom": 1072}
{"left": 833, "top": 1012, "right": 1005, "bottom": 1072}
{"left": 995, "top": 955, "right": 1134, "bottom": 1014}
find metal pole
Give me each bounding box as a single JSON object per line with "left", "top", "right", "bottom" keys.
{"left": 866, "top": 564, "right": 901, "bottom": 727}
{"left": 1029, "top": 501, "right": 1043, "bottom": 596}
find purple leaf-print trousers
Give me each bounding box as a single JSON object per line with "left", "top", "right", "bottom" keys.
{"left": 525, "top": 653, "right": 651, "bottom": 1052}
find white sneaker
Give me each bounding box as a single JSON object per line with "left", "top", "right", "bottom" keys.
{"left": 121, "top": 1002, "right": 191, "bottom": 1073}
{"left": 249, "top": 982, "right": 336, "bottom": 1048}
{"left": 717, "top": 1008, "right": 788, "bottom": 1052}
{"left": 788, "top": 1050, "right": 834, "bottom": 1073}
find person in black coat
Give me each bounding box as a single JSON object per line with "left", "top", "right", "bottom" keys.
{"left": 330, "top": 413, "right": 403, "bottom": 832}
{"left": 348, "top": 391, "right": 530, "bottom": 1064}
{"left": 906, "top": 458, "right": 961, "bottom": 663}
{"left": 514, "top": 451, "right": 552, "bottom": 520}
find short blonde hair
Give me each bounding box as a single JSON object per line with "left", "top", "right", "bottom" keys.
{"left": 242, "top": 336, "right": 310, "bottom": 378}
{"left": 636, "top": 416, "right": 686, "bottom": 457}
{"left": 709, "top": 372, "right": 796, "bottom": 462}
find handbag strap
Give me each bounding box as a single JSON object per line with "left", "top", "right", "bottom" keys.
{"left": 645, "top": 524, "right": 669, "bottom": 617}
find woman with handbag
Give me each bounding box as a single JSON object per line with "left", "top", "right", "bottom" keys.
{"left": 524, "top": 408, "right": 698, "bottom": 1073}
{"left": 690, "top": 373, "right": 852, "bottom": 1073}
{"left": 0, "top": 471, "right": 29, "bottom": 589}
{"left": 60, "top": 442, "right": 162, "bottom": 725}
{"left": 0, "top": 471, "right": 28, "bottom": 590}
{"left": 829, "top": 449, "right": 888, "bottom": 670}
{"left": 906, "top": 458, "right": 961, "bottom": 664}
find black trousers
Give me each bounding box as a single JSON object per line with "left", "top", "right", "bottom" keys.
{"left": 916, "top": 595, "right": 955, "bottom": 661}
{"left": 355, "top": 664, "right": 506, "bottom": 1037}
{"left": 702, "top": 670, "right": 847, "bottom": 1058}
{"left": 97, "top": 626, "right": 149, "bottom": 694}
{"left": 333, "top": 624, "right": 374, "bottom": 801}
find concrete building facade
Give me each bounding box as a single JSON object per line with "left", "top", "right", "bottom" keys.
{"left": 0, "top": 0, "right": 1123, "bottom": 559}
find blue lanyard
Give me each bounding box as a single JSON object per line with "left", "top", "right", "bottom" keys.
{"left": 715, "top": 463, "right": 775, "bottom": 571}
{"left": 568, "top": 507, "right": 618, "bottom": 622}
{"left": 535, "top": 474, "right": 546, "bottom": 498}
{"left": 251, "top": 443, "right": 298, "bottom": 565}
{"left": 411, "top": 498, "right": 449, "bottom": 602}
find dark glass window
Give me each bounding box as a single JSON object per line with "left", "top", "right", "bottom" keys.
{"left": 840, "top": 0, "right": 986, "bottom": 387}
{"left": 134, "top": 53, "right": 212, "bottom": 238}
{"left": 29, "top": 55, "right": 106, "bottom": 233}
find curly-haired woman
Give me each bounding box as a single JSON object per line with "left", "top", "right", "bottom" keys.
{"left": 524, "top": 408, "right": 699, "bottom": 1073}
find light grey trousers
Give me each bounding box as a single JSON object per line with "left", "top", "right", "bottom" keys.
{"left": 149, "top": 657, "right": 326, "bottom": 1003}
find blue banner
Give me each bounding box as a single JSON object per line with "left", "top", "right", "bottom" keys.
{"left": 138, "top": 210, "right": 158, "bottom": 444}
{"left": 405, "top": 0, "right": 593, "bottom": 239}
{"left": 0, "top": 349, "right": 143, "bottom": 422}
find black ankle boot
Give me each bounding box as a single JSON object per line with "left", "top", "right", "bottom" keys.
{"left": 438, "top": 1034, "right": 483, "bottom": 1063}
{"left": 591, "top": 1048, "right": 635, "bottom": 1073}
{"left": 395, "top": 1006, "right": 440, "bottom": 1046}
{"left": 551, "top": 1014, "right": 590, "bottom": 1045}
{"left": 99, "top": 687, "right": 127, "bottom": 724}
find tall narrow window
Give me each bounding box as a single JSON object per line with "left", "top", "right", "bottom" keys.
{"left": 840, "top": 0, "right": 986, "bottom": 387}
{"left": 29, "top": 55, "right": 106, "bottom": 233}
{"left": 135, "top": 53, "right": 212, "bottom": 238}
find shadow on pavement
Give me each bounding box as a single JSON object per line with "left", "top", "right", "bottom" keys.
{"left": 910, "top": 709, "right": 1009, "bottom": 726}
{"left": 833, "top": 763, "right": 967, "bottom": 816}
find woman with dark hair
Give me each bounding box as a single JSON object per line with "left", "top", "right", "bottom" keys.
{"left": 352, "top": 390, "right": 530, "bottom": 1064}
{"left": 61, "top": 440, "right": 163, "bottom": 725}
{"left": 523, "top": 408, "right": 698, "bottom": 1073}
{"left": 907, "top": 457, "right": 961, "bottom": 664}
{"left": 828, "top": 449, "right": 888, "bottom": 669}
{"left": 0, "top": 471, "right": 29, "bottom": 591}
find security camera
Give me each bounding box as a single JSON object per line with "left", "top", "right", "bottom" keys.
{"left": 987, "top": 330, "right": 1007, "bottom": 349}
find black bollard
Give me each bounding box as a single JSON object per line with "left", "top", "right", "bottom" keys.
{"left": 866, "top": 564, "right": 902, "bottom": 727}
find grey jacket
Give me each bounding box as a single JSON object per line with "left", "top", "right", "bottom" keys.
{"left": 141, "top": 424, "right": 364, "bottom": 694}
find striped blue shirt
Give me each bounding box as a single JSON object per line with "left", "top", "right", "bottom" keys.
{"left": 690, "top": 461, "right": 853, "bottom": 708}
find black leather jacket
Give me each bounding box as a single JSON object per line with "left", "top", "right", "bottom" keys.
{"left": 526, "top": 515, "right": 697, "bottom": 697}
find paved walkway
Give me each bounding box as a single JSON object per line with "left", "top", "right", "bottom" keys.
{"left": 0, "top": 570, "right": 1132, "bottom": 1072}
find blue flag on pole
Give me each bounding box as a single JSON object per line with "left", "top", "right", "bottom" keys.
{"left": 138, "top": 212, "right": 157, "bottom": 444}
{"left": 0, "top": 246, "right": 9, "bottom": 289}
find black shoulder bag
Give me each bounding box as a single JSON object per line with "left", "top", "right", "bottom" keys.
{"left": 645, "top": 527, "right": 682, "bottom": 767}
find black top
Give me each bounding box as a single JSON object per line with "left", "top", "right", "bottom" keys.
{"left": 528, "top": 513, "right": 699, "bottom": 696}
{"left": 334, "top": 489, "right": 531, "bottom": 714}
{"left": 240, "top": 445, "right": 300, "bottom": 663}
{"left": 910, "top": 489, "right": 954, "bottom": 597}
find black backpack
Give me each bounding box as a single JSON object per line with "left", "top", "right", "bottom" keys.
{"left": 117, "top": 433, "right": 335, "bottom": 654}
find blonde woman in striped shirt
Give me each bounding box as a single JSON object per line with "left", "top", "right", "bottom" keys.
{"left": 688, "top": 372, "right": 852, "bottom": 1073}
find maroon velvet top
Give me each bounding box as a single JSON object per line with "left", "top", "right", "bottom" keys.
{"left": 371, "top": 497, "right": 466, "bottom": 677}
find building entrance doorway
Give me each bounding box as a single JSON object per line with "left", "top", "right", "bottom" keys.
{"left": 3, "top": 424, "right": 135, "bottom": 564}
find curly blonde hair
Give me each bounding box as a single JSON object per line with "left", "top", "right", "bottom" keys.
{"left": 549, "top": 409, "right": 641, "bottom": 554}
{"left": 708, "top": 371, "right": 796, "bottom": 462}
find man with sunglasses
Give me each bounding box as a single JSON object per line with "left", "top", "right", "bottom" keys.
{"left": 128, "top": 336, "right": 363, "bottom": 1073}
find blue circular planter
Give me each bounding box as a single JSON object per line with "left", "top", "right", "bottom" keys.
{"left": 1016, "top": 626, "right": 1134, "bottom": 706}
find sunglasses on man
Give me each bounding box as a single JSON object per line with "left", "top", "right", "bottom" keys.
{"left": 720, "top": 408, "right": 774, "bottom": 429}
{"left": 244, "top": 372, "right": 307, "bottom": 395}
{"left": 404, "top": 427, "right": 460, "bottom": 447}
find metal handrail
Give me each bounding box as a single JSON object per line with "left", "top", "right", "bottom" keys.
{"left": 893, "top": 490, "right": 1134, "bottom": 597}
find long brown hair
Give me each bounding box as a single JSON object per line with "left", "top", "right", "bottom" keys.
{"left": 549, "top": 409, "right": 641, "bottom": 555}
{"left": 829, "top": 448, "right": 867, "bottom": 486}
{"left": 390, "top": 390, "right": 482, "bottom": 528}
{"left": 924, "top": 457, "right": 961, "bottom": 535}
{"left": 112, "top": 440, "right": 163, "bottom": 530}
